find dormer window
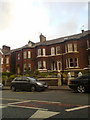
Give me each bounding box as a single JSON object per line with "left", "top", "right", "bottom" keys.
{"left": 28, "top": 40, "right": 34, "bottom": 47}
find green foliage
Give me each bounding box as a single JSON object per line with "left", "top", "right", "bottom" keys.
{"left": 9, "top": 74, "right": 17, "bottom": 81}
{"left": 34, "top": 70, "right": 40, "bottom": 75}
{"left": 2, "top": 72, "right": 12, "bottom": 77}
{"left": 82, "top": 70, "right": 90, "bottom": 75}
{"left": 23, "top": 74, "right": 30, "bottom": 77}
{"left": 2, "top": 75, "right": 8, "bottom": 80}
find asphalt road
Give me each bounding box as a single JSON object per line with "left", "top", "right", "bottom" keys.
{"left": 0, "top": 89, "right": 90, "bottom": 120}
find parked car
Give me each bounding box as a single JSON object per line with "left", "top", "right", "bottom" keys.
{"left": 10, "top": 77, "right": 48, "bottom": 92}
{"left": 69, "top": 74, "right": 90, "bottom": 93}
{"left": 0, "top": 83, "right": 3, "bottom": 90}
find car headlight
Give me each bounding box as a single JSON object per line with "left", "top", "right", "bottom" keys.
{"left": 36, "top": 82, "right": 43, "bottom": 86}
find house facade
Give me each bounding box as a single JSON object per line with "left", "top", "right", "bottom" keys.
{"left": 1, "top": 30, "right": 90, "bottom": 77}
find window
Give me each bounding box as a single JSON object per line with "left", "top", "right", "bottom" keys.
{"left": 0, "top": 57, "right": 3, "bottom": 64}
{"left": 28, "top": 51, "right": 31, "bottom": 58}
{"left": 57, "top": 61, "right": 62, "bottom": 70}
{"left": 43, "top": 61, "right": 46, "bottom": 69}
{"left": 68, "top": 44, "right": 73, "bottom": 52}
{"left": 24, "top": 63, "right": 26, "bottom": 71}
{"left": 75, "top": 58, "right": 78, "bottom": 67}
{"left": 51, "top": 47, "right": 55, "bottom": 55}
{"left": 88, "top": 56, "right": 90, "bottom": 66}
{"left": 28, "top": 63, "right": 31, "bottom": 70}
{"left": 74, "top": 44, "right": 77, "bottom": 52}
{"left": 17, "top": 53, "right": 20, "bottom": 60}
{"left": 87, "top": 40, "right": 90, "bottom": 49}
{"left": 38, "top": 49, "right": 41, "bottom": 56}
{"left": 38, "top": 61, "right": 42, "bottom": 69}
{"left": 6, "top": 57, "right": 9, "bottom": 64}
{"left": 51, "top": 61, "right": 56, "bottom": 70}
{"left": 65, "top": 45, "right": 68, "bottom": 53}
{"left": 66, "top": 59, "right": 68, "bottom": 68}
{"left": 23, "top": 51, "right": 27, "bottom": 59}
{"left": 56, "top": 46, "right": 60, "bottom": 54}
{"left": 43, "top": 48, "right": 45, "bottom": 56}
{"left": 69, "top": 58, "right": 74, "bottom": 67}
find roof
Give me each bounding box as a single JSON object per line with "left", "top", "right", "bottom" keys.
{"left": 3, "top": 30, "right": 90, "bottom": 53}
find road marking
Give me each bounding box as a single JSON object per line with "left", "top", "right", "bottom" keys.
{"left": 0, "top": 105, "right": 7, "bottom": 109}
{"left": 0, "top": 98, "right": 61, "bottom": 104}
{"left": 29, "top": 110, "right": 60, "bottom": 119}
{"left": 66, "top": 105, "right": 90, "bottom": 112}
{"left": 7, "top": 100, "right": 32, "bottom": 105}
{"left": 30, "top": 100, "right": 61, "bottom": 104}
{"left": 0, "top": 98, "right": 24, "bottom": 101}
{"left": 8, "top": 104, "right": 48, "bottom": 111}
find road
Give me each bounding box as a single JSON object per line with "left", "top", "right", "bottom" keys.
{"left": 0, "top": 89, "right": 90, "bottom": 120}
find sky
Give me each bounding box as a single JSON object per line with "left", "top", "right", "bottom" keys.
{"left": 0, "top": 0, "right": 89, "bottom": 49}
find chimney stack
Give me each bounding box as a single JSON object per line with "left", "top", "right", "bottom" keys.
{"left": 40, "top": 34, "right": 46, "bottom": 42}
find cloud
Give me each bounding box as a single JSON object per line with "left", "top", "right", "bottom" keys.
{"left": 0, "top": 0, "right": 14, "bottom": 31}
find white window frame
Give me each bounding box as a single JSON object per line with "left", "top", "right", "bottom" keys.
{"left": 68, "top": 44, "right": 73, "bottom": 52}
{"left": 57, "top": 61, "right": 62, "bottom": 70}
{"left": 75, "top": 58, "right": 78, "bottom": 67}
{"left": 69, "top": 58, "right": 74, "bottom": 68}
{"left": 65, "top": 45, "right": 68, "bottom": 53}
{"left": 51, "top": 47, "right": 55, "bottom": 55}
{"left": 43, "top": 48, "right": 46, "bottom": 56}
{"left": 38, "top": 49, "right": 41, "bottom": 56}
{"left": 1, "top": 57, "right": 3, "bottom": 64}
{"left": 87, "top": 40, "right": 90, "bottom": 49}
{"left": 24, "top": 63, "right": 26, "bottom": 71}
{"left": 88, "top": 56, "right": 90, "bottom": 66}
{"left": 74, "top": 44, "right": 77, "bottom": 52}
{"left": 17, "top": 53, "right": 20, "bottom": 60}
{"left": 66, "top": 59, "right": 68, "bottom": 68}
{"left": 43, "top": 61, "right": 46, "bottom": 69}
{"left": 28, "top": 63, "right": 31, "bottom": 70}
{"left": 28, "top": 51, "right": 31, "bottom": 58}
{"left": 56, "top": 46, "right": 60, "bottom": 55}
{"left": 51, "top": 61, "right": 56, "bottom": 71}
{"left": 23, "top": 51, "right": 27, "bottom": 59}
{"left": 38, "top": 61, "right": 42, "bottom": 69}
{"left": 6, "top": 57, "right": 9, "bottom": 64}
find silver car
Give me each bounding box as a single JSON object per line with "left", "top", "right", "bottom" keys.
{"left": 0, "top": 83, "right": 3, "bottom": 90}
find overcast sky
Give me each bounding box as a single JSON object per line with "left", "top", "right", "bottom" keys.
{"left": 0, "top": 0, "right": 89, "bottom": 49}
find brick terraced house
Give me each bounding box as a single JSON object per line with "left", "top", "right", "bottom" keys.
{"left": 1, "top": 30, "right": 90, "bottom": 77}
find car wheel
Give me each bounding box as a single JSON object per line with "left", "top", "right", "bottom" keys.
{"left": 11, "top": 86, "right": 16, "bottom": 91}
{"left": 30, "top": 85, "right": 36, "bottom": 92}
{"left": 77, "top": 85, "right": 85, "bottom": 93}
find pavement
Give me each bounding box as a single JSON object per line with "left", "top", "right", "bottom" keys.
{"left": 3, "top": 85, "right": 70, "bottom": 91}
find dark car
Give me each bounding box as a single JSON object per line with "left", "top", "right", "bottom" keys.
{"left": 69, "top": 74, "right": 90, "bottom": 93}
{"left": 10, "top": 77, "right": 48, "bottom": 92}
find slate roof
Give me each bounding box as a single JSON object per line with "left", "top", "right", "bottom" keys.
{"left": 2, "top": 30, "right": 90, "bottom": 53}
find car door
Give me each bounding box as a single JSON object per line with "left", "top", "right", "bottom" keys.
{"left": 13, "top": 77, "right": 23, "bottom": 90}
{"left": 22, "top": 77, "right": 30, "bottom": 91}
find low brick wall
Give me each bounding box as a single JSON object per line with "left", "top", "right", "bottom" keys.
{"left": 38, "top": 78, "right": 58, "bottom": 86}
